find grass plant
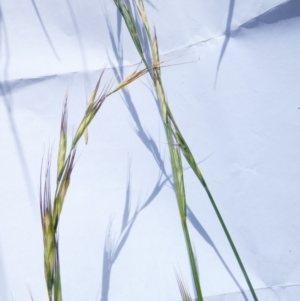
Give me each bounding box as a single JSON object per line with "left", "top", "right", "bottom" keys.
{"left": 112, "top": 1, "right": 259, "bottom": 300}
{"left": 38, "top": 2, "right": 259, "bottom": 300}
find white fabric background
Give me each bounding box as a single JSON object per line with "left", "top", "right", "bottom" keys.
{"left": 0, "top": 0, "right": 300, "bottom": 300}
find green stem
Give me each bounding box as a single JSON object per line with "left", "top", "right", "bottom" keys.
{"left": 181, "top": 220, "right": 203, "bottom": 301}
{"left": 171, "top": 118, "right": 259, "bottom": 301}
{"left": 203, "top": 183, "right": 258, "bottom": 301}
{"left": 166, "top": 123, "right": 204, "bottom": 301}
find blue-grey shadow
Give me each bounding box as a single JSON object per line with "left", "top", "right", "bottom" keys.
{"left": 187, "top": 206, "right": 249, "bottom": 301}
{"left": 242, "top": 0, "right": 300, "bottom": 29}
{"left": 30, "top": 0, "right": 60, "bottom": 60}
{"left": 214, "top": 0, "right": 235, "bottom": 88}
{"left": 64, "top": 0, "right": 88, "bottom": 73}
{"left": 0, "top": 4, "right": 11, "bottom": 109}
{"left": 0, "top": 6, "right": 36, "bottom": 209}
{"left": 0, "top": 240, "right": 8, "bottom": 301}
{"left": 103, "top": 7, "right": 170, "bottom": 183}
{"left": 214, "top": 0, "right": 300, "bottom": 88}
{"left": 100, "top": 165, "right": 169, "bottom": 301}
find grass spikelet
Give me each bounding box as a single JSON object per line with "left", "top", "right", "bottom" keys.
{"left": 53, "top": 147, "right": 76, "bottom": 230}
{"left": 109, "top": 64, "right": 148, "bottom": 94}
{"left": 136, "top": 0, "right": 150, "bottom": 33}
{"left": 83, "top": 120, "right": 89, "bottom": 144}
{"left": 57, "top": 91, "right": 68, "bottom": 184}
{"left": 152, "top": 28, "right": 160, "bottom": 75}
{"left": 72, "top": 70, "right": 113, "bottom": 148}
{"left": 40, "top": 153, "right": 55, "bottom": 300}
{"left": 84, "top": 76, "right": 102, "bottom": 144}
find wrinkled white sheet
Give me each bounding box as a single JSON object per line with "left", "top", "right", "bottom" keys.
{"left": 1, "top": 0, "right": 300, "bottom": 300}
